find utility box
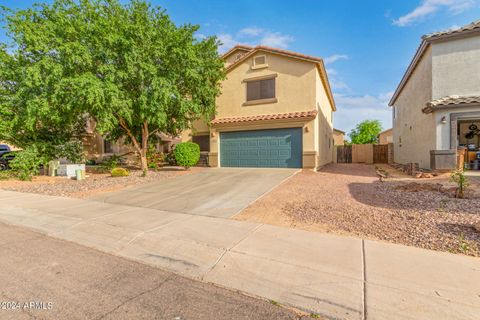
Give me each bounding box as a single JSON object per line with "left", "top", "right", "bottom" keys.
{"left": 48, "top": 160, "right": 60, "bottom": 176}
{"left": 57, "top": 164, "right": 86, "bottom": 178}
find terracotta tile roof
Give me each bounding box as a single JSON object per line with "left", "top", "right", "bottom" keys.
{"left": 210, "top": 110, "right": 318, "bottom": 125}
{"left": 424, "top": 20, "right": 480, "bottom": 40}
{"left": 422, "top": 95, "right": 480, "bottom": 114}
{"left": 225, "top": 45, "right": 323, "bottom": 72}
{"left": 221, "top": 44, "right": 254, "bottom": 59}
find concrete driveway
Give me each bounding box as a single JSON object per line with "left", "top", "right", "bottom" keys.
{"left": 93, "top": 168, "right": 297, "bottom": 218}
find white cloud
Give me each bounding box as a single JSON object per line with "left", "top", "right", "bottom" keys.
{"left": 217, "top": 33, "right": 239, "bottom": 53}
{"left": 217, "top": 27, "right": 294, "bottom": 53}
{"left": 238, "top": 27, "right": 264, "bottom": 37}
{"left": 324, "top": 56, "right": 350, "bottom": 92}
{"left": 393, "top": 0, "right": 478, "bottom": 26}
{"left": 333, "top": 92, "right": 394, "bottom": 135}
{"left": 324, "top": 54, "right": 349, "bottom": 65}
{"left": 259, "top": 32, "right": 294, "bottom": 49}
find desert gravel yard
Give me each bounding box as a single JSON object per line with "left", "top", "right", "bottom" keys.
{"left": 0, "top": 167, "right": 202, "bottom": 198}
{"left": 235, "top": 164, "right": 480, "bottom": 256}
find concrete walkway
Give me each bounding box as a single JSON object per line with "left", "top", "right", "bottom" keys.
{"left": 0, "top": 190, "right": 479, "bottom": 320}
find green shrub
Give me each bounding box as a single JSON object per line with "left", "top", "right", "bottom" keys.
{"left": 9, "top": 147, "right": 47, "bottom": 181}
{"left": 166, "top": 149, "right": 177, "bottom": 166}
{"left": 0, "top": 170, "right": 15, "bottom": 180}
{"left": 174, "top": 142, "right": 200, "bottom": 169}
{"left": 147, "top": 146, "right": 165, "bottom": 170}
{"left": 111, "top": 167, "right": 129, "bottom": 177}
{"left": 100, "top": 154, "right": 124, "bottom": 171}
{"left": 451, "top": 169, "right": 469, "bottom": 199}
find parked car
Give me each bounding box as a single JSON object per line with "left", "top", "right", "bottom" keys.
{"left": 0, "top": 144, "right": 11, "bottom": 157}
{"left": 0, "top": 152, "right": 15, "bottom": 171}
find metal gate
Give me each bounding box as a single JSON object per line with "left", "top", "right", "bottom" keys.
{"left": 373, "top": 144, "right": 388, "bottom": 163}
{"left": 337, "top": 145, "right": 352, "bottom": 163}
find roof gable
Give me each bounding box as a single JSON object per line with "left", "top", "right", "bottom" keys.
{"left": 389, "top": 20, "right": 480, "bottom": 106}
{"left": 222, "top": 45, "right": 336, "bottom": 111}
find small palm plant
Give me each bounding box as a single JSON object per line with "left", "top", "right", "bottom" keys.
{"left": 450, "top": 169, "right": 469, "bottom": 199}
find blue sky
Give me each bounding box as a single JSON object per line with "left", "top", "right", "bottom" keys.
{"left": 1, "top": 0, "right": 480, "bottom": 135}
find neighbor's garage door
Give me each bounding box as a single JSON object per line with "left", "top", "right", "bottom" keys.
{"left": 220, "top": 128, "right": 302, "bottom": 168}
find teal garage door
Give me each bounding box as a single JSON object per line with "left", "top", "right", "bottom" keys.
{"left": 220, "top": 128, "right": 302, "bottom": 168}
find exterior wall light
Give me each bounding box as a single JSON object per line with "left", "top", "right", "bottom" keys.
{"left": 441, "top": 116, "right": 447, "bottom": 124}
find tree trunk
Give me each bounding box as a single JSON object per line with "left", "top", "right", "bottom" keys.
{"left": 118, "top": 117, "right": 149, "bottom": 176}
{"left": 140, "top": 121, "right": 149, "bottom": 176}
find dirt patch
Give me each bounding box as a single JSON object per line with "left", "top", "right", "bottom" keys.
{"left": 235, "top": 164, "right": 480, "bottom": 257}
{"left": 0, "top": 167, "right": 202, "bottom": 198}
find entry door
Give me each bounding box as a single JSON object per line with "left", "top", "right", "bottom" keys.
{"left": 220, "top": 128, "right": 303, "bottom": 168}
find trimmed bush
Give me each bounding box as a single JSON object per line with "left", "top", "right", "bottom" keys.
{"left": 174, "top": 142, "right": 200, "bottom": 169}
{"left": 111, "top": 167, "right": 129, "bottom": 177}
{"left": 9, "top": 147, "right": 47, "bottom": 181}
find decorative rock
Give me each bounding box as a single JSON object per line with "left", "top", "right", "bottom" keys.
{"left": 474, "top": 222, "right": 480, "bottom": 233}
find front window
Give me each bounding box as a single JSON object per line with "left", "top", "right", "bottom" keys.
{"left": 246, "top": 78, "right": 275, "bottom": 102}
{"left": 192, "top": 135, "right": 210, "bottom": 152}
{"left": 104, "top": 139, "right": 113, "bottom": 154}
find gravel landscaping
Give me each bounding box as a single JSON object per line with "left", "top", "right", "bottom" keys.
{"left": 235, "top": 164, "right": 480, "bottom": 256}
{"left": 0, "top": 167, "right": 202, "bottom": 198}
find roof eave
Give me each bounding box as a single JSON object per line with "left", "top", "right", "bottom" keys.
{"left": 422, "top": 102, "right": 480, "bottom": 114}
{"left": 389, "top": 40, "right": 429, "bottom": 106}
{"left": 221, "top": 45, "right": 253, "bottom": 60}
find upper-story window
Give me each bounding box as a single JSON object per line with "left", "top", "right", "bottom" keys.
{"left": 246, "top": 78, "right": 275, "bottom": 102}
{"left": 253, "top": 55, "right": 266, "bottom": 66}
{"left": 252, "top": 55, "right": 268, "bottom": 69}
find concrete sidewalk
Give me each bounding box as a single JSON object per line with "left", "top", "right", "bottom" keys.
{"left": 0, "top": 190, "right": 479, "bottom": 320}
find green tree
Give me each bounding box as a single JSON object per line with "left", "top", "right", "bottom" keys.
{"left": 0, "top": 0, "right": 225, "bottom": 174}
{"left": 349, "top": 120, "right": 383, "bottom": 144}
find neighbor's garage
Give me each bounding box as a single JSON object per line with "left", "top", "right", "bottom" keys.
{"left": 220, "top": 128, "right": 302, "bottom": 168}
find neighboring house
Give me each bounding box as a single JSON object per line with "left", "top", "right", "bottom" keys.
{"left": 333, "top": 128, "right": 345, "bottom": 145}
{"left": 378, "top": 128, "right": 393, "bottom": 145}
{"left": 182, "top": 45, "right": 336, "bottom": 169}
{"left": 389, "top": 20, "right": 480, "bottom": 170}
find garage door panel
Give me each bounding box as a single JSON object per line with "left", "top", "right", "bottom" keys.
{"left": 220, "top": 128, "right": 302, "bottom": 168}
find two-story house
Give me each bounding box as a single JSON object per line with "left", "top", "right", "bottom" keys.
{"left": 389, "top": 20, "right": 480, "bottom": 170}
{"left": 182, "top": 45, "right": 336, "bottom": 169}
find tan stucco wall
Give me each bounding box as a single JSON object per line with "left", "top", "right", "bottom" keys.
{"left": 315, "top": 67, "right": 334, "bottom": 167}
{"left": 430, "top": 35, "right": 480, "bottom": 150}
{"left": 181, "top": 119, "right": 211, "bottom": 143}
{"left": 431, "top": 35, "right": 480, "bottom": 100}
{"left": 84, "top": 134, "right": 137, "bottom": 161}
{"left": 223, "top": 48, "right": 250, "bottom": 68}
{"left": 393, "top": 46, "right": 436, "bottom": 169}
{"left": 378, "top": 129, "right": 393, "bottom": 145}
{"left": 217, "top": 52, "right": 317, "bottom": 118}
{"left": 211, "top": 51, "right": 322, "bottom": 169}
{"left": 333, "top": 131, "right": 345, "bottom": 145}
{"left": 184, "top": 50, "right": 334, "bottom": 169}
